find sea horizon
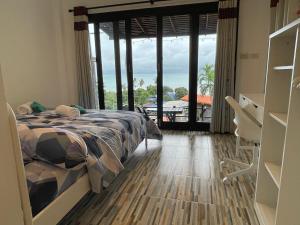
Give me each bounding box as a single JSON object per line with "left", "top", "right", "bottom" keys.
{"left": 103, "top": 72, "right": 190, "bottom": 91}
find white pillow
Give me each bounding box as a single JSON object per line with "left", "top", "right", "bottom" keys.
{"left": 17, "top": 102, "right": 33, "bottom": 115}
{"left": 55, "top": 105, "right": 80, "bottom": 118}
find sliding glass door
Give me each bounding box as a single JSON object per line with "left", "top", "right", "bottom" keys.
{"left": 131, "top": 16, "right": 158, "bottom": 122}
{"left": 196, "top": 14, "right": 217, "bottom": 124}
{"left": 158, "top": 12, "right": 217, "bottom": 130}
{"left": 99, "top": 22, "right": 118, "bottom": 109}
{"left": 88, "top": 2, "right": 218, "bottom": 131}
{"left": 161, "top": 15, "right": 190, "bottom": 124}
{"left": 118, "top": 21, "right": 128, "bottom": 109}
{"left": 88, "top": 24, "right": 99, "bottom": 109}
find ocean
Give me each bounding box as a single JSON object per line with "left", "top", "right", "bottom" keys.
{"left": 103, "top": 73, "right": 189, "bottom": 91}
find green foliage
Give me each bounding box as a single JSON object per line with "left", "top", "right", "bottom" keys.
{"left": 122, "top": 88, "right": 128, "bottom": 108}
{"left": 146, "top": 85, "right": 157, "bottom": 96}
{"left": 104, "top": 91, "right": 117, "bottom": 110}
{"left": 133, "top": 78, "right": 145, "bottom": 89}
{"left": 175, "top": 87, "right": 188, "bottom": 100}
{"left": 163, "top": 86, "right": 173, "bottom": 93}
{"left": 139, "top": 79, "right": 145, "bottom": 88}
{"left": 134, "top": 88, "right": 149, "bottom": 107}
{"left": 103, "top": 65, "right": 215, "bottom": 109}
{"left": 163, "top": 94, "right": 173, "bottom": 102}
{"left": 198, "top": 64, "right": 215, "bottom": 96}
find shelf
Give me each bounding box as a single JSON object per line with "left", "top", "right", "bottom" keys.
{"left": 265, "top": 162, "right": 281, "bottom": 188}
{"left": 270, "top": 17, "right": 300, "bottom": 39}
{"left": 269, "top": 112, "right": 288, "bottom": 127}
{"left": 255, "top": 202, "right": 276, "bottom": 225}
{"left": 273, "top": 65, "right": 293, "bottom": 70}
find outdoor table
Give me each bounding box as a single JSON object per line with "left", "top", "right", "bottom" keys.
{"left": 143, "top": 105, "right": 184, "bottom": 122}
{"left": 162, "top": 107, "right": 183, "bottom": 122}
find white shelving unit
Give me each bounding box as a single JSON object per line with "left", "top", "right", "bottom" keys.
{"left": 273, "top": 65, "right": 293, "bottom": 70}
{"left": 255, "top": 18, "right": 300, "bottom": 225}
{"left": 271, "top": 0, "right": 300, "bottom": 32}
{"left": 264, "top": 162, "right": 281, "bottom": 188}
{"left": 269, "top": 112, "right": 288, "bottom": 127}
{"left": 255, "top": 202, "right": 276, "bottom": 225}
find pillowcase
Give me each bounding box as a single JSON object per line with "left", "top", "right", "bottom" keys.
{"left": 55, "top": 105, "right": 80, "bottom": 118}
{"left": 17, "top": 102, "right": 33, "bottom": 115}
{"left": 71, "top": 104, "right": 87, "bottom": 114}
{"left": 17, "top": 123, "right": 88, "bottom": 169}
{"left": 31, "top": 101, "right": 46, "bottom": 113}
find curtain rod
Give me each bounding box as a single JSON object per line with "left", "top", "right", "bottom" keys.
{"left": 68, "top": 0, "right": 173, "bottom": 13}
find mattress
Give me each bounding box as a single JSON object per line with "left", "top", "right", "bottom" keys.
{"left": 17, "top": 109, "right": 162, "bottom": 216}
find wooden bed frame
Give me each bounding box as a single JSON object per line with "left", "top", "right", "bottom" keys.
{"left": 8, "top": 104, "right": 148, "bottom": 225}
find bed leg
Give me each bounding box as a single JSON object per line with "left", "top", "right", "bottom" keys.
{"left": 145, "top": 134, "right": 148, "bottom": 152}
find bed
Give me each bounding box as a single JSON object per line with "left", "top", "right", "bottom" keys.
{"left": 8, "top": 107, "right": 162, "bottom": 225}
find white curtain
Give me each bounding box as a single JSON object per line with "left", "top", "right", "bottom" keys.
{"left": 210, "top": 0, "right": 238, "bottom": 133}
{"left": 74, "top": 6, "right": 97, "bottom": 109}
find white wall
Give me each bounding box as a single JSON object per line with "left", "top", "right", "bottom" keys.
{"left": 236, "top": 0, "right": 270, "bottom": 95}
{"left": 0, "top": 0, "right": 73, "bottom": 109}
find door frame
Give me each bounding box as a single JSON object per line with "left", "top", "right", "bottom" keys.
{"left": 89, "top": 2, "right": 219, "bottom": 131}
{"left": 156, "top": 9, "right": 217, "bottom": 131}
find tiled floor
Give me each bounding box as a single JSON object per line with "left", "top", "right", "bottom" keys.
{"left": 59, "top": 132, "right": 259, "bottom": 225}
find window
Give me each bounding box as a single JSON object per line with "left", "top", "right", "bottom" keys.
{"left": 88, "top": 24, "right": 99, "bottom": 109}
{"left": 88, "top": 2, "right": 218, "bottom": 131}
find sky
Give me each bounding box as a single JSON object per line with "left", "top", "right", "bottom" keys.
{"left": 89, "top": 24, "right": 217, "bottom": 90}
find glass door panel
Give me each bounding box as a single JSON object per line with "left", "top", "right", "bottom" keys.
{"left": 88, "top": 3, "right": 218, "bottom": 131}
{"left": 88, "top": 24, "right": 99, "bottom": 109}
{"left": 99, "top": 22, "right": 117, "bottom": 109}
{"left": 197, "top": 14, "right": 217, "bottom": 123}
{"left": 162, "top": 15, "right": 190, "bottom": 123}
{"left": 118, "top": 20, "right": 128, "bottom": 109}
{"left": 131, "top": 16, "right": 157, "bottom": 122}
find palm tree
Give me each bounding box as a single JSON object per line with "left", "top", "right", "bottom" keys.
{"left": 198, "top": 64, "right": 215, "bottom": 96}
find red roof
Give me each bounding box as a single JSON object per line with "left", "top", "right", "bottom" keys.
{"left": 181, "top": 95, "right": 213, "bottom": 106}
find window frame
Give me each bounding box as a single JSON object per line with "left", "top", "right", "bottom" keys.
{"left": 88, "top": 2, "right": 219, "bottom": 131}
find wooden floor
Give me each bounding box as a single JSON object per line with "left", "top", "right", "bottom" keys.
{"left": 59, "top": 132, "right": 259, "bottom": 225}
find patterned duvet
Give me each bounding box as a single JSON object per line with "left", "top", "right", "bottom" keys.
{"left": 17, "top": 110, "right": 162, "bottom": 216}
